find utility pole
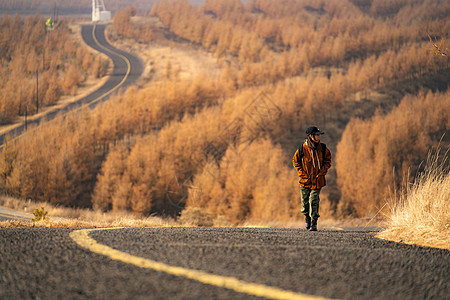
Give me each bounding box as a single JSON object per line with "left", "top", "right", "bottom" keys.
{"left": 36, "top": 69, "right": 39, "bottom": 114}
{"left": 25, "top": 107, "right": 28, "bottom": 131}
{"left": 54, "top": 3, "right": 59, "bottom": 23}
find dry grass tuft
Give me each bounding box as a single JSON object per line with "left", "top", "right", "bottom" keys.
{"left": 377, "top": 149, "right": 450, "bottom": 250}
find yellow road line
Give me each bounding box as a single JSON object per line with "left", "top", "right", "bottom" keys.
{"left": 70, "top": 228, "right": 331, "bottom": 300}
{"left": 82, "top": 24, "right": 132, "bottom": 107}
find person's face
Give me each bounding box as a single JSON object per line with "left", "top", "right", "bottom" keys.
{"left": 310, "top": 134, "right": 321, "bottom": 143}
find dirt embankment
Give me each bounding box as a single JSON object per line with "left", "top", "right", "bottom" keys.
{"left": 105, "top": 16, "right": 223, "bottom": 85}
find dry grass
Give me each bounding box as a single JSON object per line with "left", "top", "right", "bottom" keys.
{"left": 1, "top": 195, "right": 379, "bottom": 230}
{"left": 0, "top": 196, "right": 176, "bottom": 228}
{"left": 377, "top": 149, "right": 450, "bottom": 250}
{"left": 106, "top": 16, "right": 222, "bottom": 85}
{"left": 0, "top": 218, "right": 175, "bottom": 228}
{"left": 0, "top": 218, "right": 173, "bottom": 228}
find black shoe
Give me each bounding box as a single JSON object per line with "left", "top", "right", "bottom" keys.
{"left": 310, "top": 219, "right": 317, "bottom": 231}
{"left": 305, "top": 216, "right": 311, "bottom": 230}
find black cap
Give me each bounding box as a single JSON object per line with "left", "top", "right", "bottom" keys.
{"left": 306, "top": 126, "right": 325, "bottom": 135}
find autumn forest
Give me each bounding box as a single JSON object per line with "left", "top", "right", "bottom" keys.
{"left": 0, "top": 0, "right": 448, "bottom": 224}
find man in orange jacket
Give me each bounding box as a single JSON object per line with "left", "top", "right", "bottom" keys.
{"left": 293, "top": 126, "right": 332, "bottom": 231}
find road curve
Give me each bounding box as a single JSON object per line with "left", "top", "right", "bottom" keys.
{"left": 0, "top": 24, "right": 143, "bottom": 148}
{"left": 0, "top": 227, "right": 448, "bottom": 299}
{"left": 0, "top": 207, "right": 32, "bottom": 222}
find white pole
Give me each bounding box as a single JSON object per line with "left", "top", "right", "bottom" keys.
{"left": 99, "top": 0, "right": 106, "bottom": 11}
{"left": 93, "top": 0, "right": 110, "bottom": 22}
{"left": 92, "top": 0, "right": 100, "bottom": 22}
{"left": 92, "top": 0, "right": 95, "bottom": 22}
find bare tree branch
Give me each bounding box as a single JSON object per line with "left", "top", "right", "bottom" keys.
{"left": 428, "top": 34, "right": 449, "bottom": 57}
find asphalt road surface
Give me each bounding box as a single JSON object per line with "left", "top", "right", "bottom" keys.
{"left": 0, "top": 207, "right": 32, "bottom": 222}
{"left": 0, "top": 24, "right": 143, "bottom": 147}
{"left": 1, "top": 227, "right": 448, "bottom": 299}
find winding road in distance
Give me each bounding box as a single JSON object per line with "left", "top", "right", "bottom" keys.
{"left": 0, "top": 23, "right": 143, "bottom": 148}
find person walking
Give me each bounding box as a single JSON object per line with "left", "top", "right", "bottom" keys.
{"left": 293, "top": 126, "right": 332, "bottom": 231}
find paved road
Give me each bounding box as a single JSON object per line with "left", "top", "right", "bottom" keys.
{"left": 0, "top": 23, "right": 143, "bottom": 147}
{"left": 0, "top": 207, "right": 32, "bottom": 222}
{"left": 0, "top": 227, "right": 448, "bottom": 299}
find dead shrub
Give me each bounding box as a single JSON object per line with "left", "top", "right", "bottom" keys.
{"left": 178, "top": 207, "right": 214, "bottom": 227}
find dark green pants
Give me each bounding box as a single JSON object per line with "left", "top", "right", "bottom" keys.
{"left": 300, "top": 187, "right": 321, "bottom": 220}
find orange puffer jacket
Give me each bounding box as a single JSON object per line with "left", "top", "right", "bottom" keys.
{"left": 293, "top": 140, "right": 332, "bottom": 189}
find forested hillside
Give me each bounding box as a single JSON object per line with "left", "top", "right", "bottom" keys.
{"left": 336, "top": 91, "right": 449, "bottom": 216}
{"left": 0, "top": 14, "right": 108, "bottom": 125}
{"left": 0, "top": 0, "right": 448, "bottom": 223}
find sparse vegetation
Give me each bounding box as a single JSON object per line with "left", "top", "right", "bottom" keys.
{"left": 32, "top": 205, "right": 48, "bottom": 222}
{"left": 377, "top": 149, "right": 450, "bottom": 249}
{"left": 0, "top": 195, "right": 174, "bottom": 228}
